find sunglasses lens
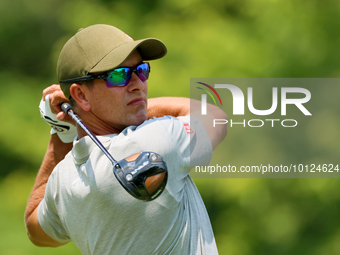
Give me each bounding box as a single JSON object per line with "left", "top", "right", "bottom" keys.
{"left": 136, "top": 63, "right": 150, "bottom": 82}
{"left": 105, "top": 63, "right": 150, "bottom": 87}
{"left": 106, "top": 68, "right": 131, "bottom": 87}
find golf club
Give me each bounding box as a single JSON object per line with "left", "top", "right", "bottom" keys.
{"left": 60, "top": 102, "right": 168, "bottom": 201}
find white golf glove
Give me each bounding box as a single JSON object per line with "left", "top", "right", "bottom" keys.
{"left": 39, "top": 95, "right": 77, "bottom": 143}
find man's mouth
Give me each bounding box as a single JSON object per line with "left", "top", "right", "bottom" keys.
{"left": 128, "top": 97, "right": 146, "bottom": 106}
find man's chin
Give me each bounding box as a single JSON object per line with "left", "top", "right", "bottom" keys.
{"left": 128, "top": 112, "right": 148, "bottom": 126}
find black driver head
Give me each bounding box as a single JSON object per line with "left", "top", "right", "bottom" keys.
{"left": 113, "top": 152, "right": 168, "bottom": 201}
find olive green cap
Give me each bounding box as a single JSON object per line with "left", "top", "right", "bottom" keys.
{"left": 57, "top": 24, "right": 167, "bottom": 98}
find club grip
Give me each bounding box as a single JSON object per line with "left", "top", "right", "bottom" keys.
{"left": 60, "top": 102, "right": 73, "bottom": 115}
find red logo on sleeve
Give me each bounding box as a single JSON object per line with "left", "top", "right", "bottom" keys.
{"left": 183, "top": 124, "right": 194, "bottom": 134}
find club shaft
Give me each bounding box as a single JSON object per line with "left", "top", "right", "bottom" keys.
{"left": 61, "top": 103, "right": 116, "bottom": 164}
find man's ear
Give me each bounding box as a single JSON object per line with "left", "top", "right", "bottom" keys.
{"left": 70, "top": 84, "right": 91, "bottom": 111}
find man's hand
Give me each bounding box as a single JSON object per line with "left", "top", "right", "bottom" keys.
{"left": 42, "top": 84, "right": 75, "bottom": 124}
{"left": 40, "top": 85, "right": 77, "bottom": 143}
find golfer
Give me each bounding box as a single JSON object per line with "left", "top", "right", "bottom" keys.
{"left": 25, "top": 24, "right": 227, "bottom": 255}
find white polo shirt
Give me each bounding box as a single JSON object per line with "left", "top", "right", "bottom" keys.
{"left": 38, "top": 116, "right": 218, "bottom": 255}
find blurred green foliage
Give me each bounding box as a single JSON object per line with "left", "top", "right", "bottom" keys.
{"left": 1, "top": 0, "right": 340, "bottom": 254}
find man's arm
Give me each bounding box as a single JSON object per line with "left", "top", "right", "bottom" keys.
{"left": 25, "top": 85, "right": 74, "bottom": 247}
{"left": 25, "top": 134, "right": 72, "bottom": 247}
{"left": 147, "top": 97, "right": 190, "bottom": 118}
{"left": 147, "top": 97, "right": 227, "bottom": 150}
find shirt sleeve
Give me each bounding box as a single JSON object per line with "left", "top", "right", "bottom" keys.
{"left": 176, "top": 115, "right": 213, "bottom": 168}
{"left": 37, "top": 169, "right": 71, "bottom": 243}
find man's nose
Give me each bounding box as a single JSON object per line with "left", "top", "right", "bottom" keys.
{"left": 127, "top": 72, "right": 146, "bottom": 92}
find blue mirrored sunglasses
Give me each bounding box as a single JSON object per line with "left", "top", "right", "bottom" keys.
{"left": 59, "top": 62, "right": 150, "bottom": 87}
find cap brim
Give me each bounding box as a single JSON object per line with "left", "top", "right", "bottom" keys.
{"left": 90, "top": 38, "right": 167, "bottom": 73}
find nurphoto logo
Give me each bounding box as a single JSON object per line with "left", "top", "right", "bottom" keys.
{"left": 196, "top": 81, "right": 312, "bottom": 128}
{"left": 191, "top": 78, "right": 339, "bottom": 179}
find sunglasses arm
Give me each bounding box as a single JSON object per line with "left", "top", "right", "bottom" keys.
{"left": 59, "top": 74, "right": 105, "bottom": 84}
